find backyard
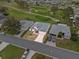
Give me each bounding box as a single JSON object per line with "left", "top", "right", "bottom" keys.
{"left": 0, "top": 45, "right": 25, "bottom": 59}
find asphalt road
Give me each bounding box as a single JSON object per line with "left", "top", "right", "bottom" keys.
{"left": 0, "top": 35, "right": 79, "bottom": 59}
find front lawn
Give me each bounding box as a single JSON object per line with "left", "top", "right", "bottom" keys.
{"left": 0, "top": 45, "right": 25, "bottom": 59}
{"left": 32, "top": 53, "right": 53, "bottom": 59}
{"left": 23, "top": 31, "right": 38, "bottom": 41}
{"left": 56, "top": 39, "right": 79, "bottom": 52}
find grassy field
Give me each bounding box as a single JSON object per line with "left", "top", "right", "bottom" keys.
{"left": 32, "top": 53, "right": 53, "bottom": 59}
{"left": 7, "top": 8, "right": 55, "bottom": 24}
{"left": 31, "top": 5, "right": 52, "bottom": 16}
{"left": 56, "top": 39, "right": 79, "bottom": 52}
{"left": 0, "top": 45, "right": 25, "bottom": 59}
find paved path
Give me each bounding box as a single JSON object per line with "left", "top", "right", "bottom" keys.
{"left": 3, "top": 5, "right": 59, "bottom": 22}
{"left": 26, "top": 50, "right": 36, "bottom": 59}
{"left": 35, "top": 31, "right": 46, "bottom": 42}
{"left": 0, "top": 35, "right": 79, "bottom": 59}
{"left": 0, "top": 42, "right": 9, "bottom": 51}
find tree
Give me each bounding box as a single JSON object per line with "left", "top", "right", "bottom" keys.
{"left": 1, "top": 16, "right": 21, "bottom": 35}
{"left": 71, "top": 33, "right": 78, "bottom": 41}
{"left": 65, "top": 7, "right": 74, "bottom": 16}
{"left": 58, "top": 32, "right": 64, "bottom": 38}
{"left": 0, "top": 6, "right": 9, "bottom": 16}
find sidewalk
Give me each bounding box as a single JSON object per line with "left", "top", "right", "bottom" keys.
{"left": 0, "top": 42, "right": 9, "bottom": 51}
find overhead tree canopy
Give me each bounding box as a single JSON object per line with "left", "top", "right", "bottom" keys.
{"left": 1, "top": 16, "right": 21, "bottom": 35}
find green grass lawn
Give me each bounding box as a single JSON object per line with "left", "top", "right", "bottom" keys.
{"left": 32, "top": 53, "right": 53, "bottom": 59}
{"left": 31, "top": 5, "right": 52, "bottom": 16}
{"left": 7, "top": 8, "right": 55, "bottom": 24}
{"left": 0, "top": 45, "right": 25, "bottom": 59}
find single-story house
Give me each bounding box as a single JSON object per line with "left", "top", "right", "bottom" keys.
{"left": 49, "top": 24, "right": 71, "bottom": 41}
{"left": 20, "top": 20, "right": 34, "bottom": 31}
{"left": 29, "top": 22, "right": 50, "bottom": 33}
{"left": 15, "top": 20, "right": 34, "bottom": 36}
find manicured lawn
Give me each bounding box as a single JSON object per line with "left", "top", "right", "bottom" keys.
{"left": 56, "top": 39, "right": 79, "bottom": 52}
{"left": 0, "top": 45, "right": 25, "bottom": 59}
{"left": 32, "top": 53, "right": 53, "bottom": 59}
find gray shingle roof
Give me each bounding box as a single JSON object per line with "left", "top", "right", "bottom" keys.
{"left": 49, "top": 24, "right": 71, "bottom": 39}
{"left": 0, "top": 13, "right": 6, "bottom": 24}
{"left": 31, "top": 22, "right": 50, "bottom": 32}
{"left": 20, "top": 20, "right": 34, "bottom": 31}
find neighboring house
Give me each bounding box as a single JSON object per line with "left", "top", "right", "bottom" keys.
{"left": 18, "top": 0, "right": 61, "bottom": 4}
{"left": 20, "top": 20, "right": 34, "bottom": 31}
{"left": 74, "top": 8, "right": 79, "bottom": 18}
{"left": 49, "top": 24, "right": 71, "bottom": 41}
{"left": 15, "top": 20, "right": 34, "bottom": 36}
{"left": 72, "top": 7, "right": 79, "bottom": 27}
{"left": 0, "top": 13, "right": 6, "bottom": 35}
{"left": 29, "top": 22, "right": 50, "bottom": 33}
{"left": 0, "top": 13, "right": 6, "bottom": 29}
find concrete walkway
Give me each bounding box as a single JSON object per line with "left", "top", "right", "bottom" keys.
{"left": 0, "top": 42, "right": 9, "bottom": 51}
{"left": 25, "top": 50, "right": 36, "bottom": 59}
{"left": 35, "top": 31, "right": 46, "bottom": 42}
